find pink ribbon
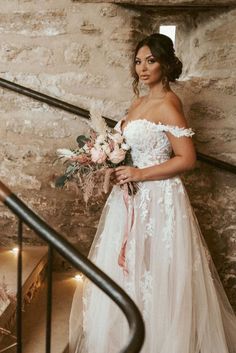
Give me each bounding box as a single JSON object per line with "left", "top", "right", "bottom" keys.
{"left": 118, "top": 183, "right": 135, "bottom": 275}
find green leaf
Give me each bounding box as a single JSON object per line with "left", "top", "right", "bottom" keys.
{"left": 76, "top": 135, "right": 90, "bottom": 148}
{"left": 55, "top": 175, "right": 68, "bottom": 187}
{"left": 66, "top": 164, "right": 77, "bottom": 174}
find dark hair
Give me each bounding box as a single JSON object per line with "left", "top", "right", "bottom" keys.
{"left": 131, "top": 33, "right": 183, "bottom": 97}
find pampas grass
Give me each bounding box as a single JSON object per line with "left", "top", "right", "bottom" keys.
{"left": 87, "top": 100, "right": 109, "bottom": 135}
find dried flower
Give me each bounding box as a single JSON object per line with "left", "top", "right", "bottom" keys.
{"left": 55, "top": 102, "right": 138, "bottom": 203}
{"left": 88, "top": 100, "right": 108, "bottom": 135}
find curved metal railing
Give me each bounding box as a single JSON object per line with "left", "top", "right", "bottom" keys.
{"left": 0, "top": 181, "right": 145, "bottom": 353}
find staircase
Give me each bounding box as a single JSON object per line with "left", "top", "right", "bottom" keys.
{"left": 0, "top": 247, "right": 79, "bottom": 353}
{"left": 0, "top": 180, "right": 145, "bottom": 353}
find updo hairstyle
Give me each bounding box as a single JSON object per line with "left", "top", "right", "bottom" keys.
{"left": 131, "top": 33, "right": 183, "bottom": 97}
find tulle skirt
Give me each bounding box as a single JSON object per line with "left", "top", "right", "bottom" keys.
{"left": 69, "top": 176, "right": 236, "bottom": 353}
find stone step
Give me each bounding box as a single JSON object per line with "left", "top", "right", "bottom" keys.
{"left": 0, "top": 246, "right": 48, "bottom": 331}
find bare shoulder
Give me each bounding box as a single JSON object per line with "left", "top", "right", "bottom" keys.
{"left": 157, "top": 91, "right": 188, "bottom": 128}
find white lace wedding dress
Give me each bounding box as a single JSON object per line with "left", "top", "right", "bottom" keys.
{"left": 69, "top": 117, "right": 236, "bottom": 353}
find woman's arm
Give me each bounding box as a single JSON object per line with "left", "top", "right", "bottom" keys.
{"left": 138, "top": 142, "right": 196, "bottom": 181}
{"left": 115, "top": 98, "right": 196, "bottom": 184}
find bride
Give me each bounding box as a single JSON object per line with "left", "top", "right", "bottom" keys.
{"left": 69, "top": 33, "right": 236, "bottom": 353}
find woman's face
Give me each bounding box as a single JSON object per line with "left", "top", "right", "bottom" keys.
{"left": 135, "top": 45, "right": 162, "bottom": 85}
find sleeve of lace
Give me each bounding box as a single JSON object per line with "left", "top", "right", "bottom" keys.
{"left": 162, "top": 124, "right": 195, "bottom": 138}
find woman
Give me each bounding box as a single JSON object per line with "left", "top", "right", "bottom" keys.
{"left": 69, "top": 33, "right": 236, "bottom": 353}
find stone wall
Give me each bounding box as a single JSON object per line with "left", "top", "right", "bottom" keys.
{"left": 0, "top": 0, "right": 135, "bottom": 255}
{"left": 0, "top": 1, "right": 235, "bottom": 307}
{"left": 74, "top": 0, "right": 236, "bottom": 6}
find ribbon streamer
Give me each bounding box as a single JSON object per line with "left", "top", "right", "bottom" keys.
{"left": 118, "top": 183, "right": 135, "bottom": 275}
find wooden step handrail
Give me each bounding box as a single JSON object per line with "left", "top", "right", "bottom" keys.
{"left": 0, "top": 180, "right": 145, "bottom": 353}
{"left": 0, "top": 77, "right": 235, "bottom": 175}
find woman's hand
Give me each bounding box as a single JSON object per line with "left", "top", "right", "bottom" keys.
{"left": 114, "top": 166, "right": 143, "bottom": 185}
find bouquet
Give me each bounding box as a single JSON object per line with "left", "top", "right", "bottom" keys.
{"left": 55, "top": 102, "right": 138, "bottom": 204}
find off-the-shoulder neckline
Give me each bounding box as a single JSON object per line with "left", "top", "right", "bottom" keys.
{"left": 119, "top": 118, "right": 193, "bottom": 134}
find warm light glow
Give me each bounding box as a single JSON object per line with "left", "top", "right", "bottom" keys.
{"left": 11, "top": 247, "right": 19, "bottom": 254}
{"left": 159, "top": 25, "right": 176, "bottom": 46}
{"left": 74, "top": 274, "right": 83, "bottom": 281}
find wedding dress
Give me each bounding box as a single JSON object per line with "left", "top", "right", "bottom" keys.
{"left": 69, "top": 117, "right": 236, "bottom": 353}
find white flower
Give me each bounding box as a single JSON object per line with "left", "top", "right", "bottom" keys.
{"left": 56, "top": 149, "right": 76, "bottom": 159}
{"left": 101, "top": 143, "right": 111, "bottom": 154}
{"left": 82, "top": 144, "right": 90, "bottom": 153}
{"left": 94, "top": 142, "right": 102, "bottom": 149}
{"left": 121, "top": 143, "right": 130, "bottom": 151}
{"left": 109, "top": 132, "right": 124, "bottom": 144}
{"left": 95, "top": 134, "right": 106, "bottom": 145}
{"left": 108, "top": 146, "right": 126, "bottom": 164}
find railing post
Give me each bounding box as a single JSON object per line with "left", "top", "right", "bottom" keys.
{"left": 16, "top": 220, "right": 23, "bottom": 353}
{"left": 46, "top": 246, "right": 53, "bottom": 353}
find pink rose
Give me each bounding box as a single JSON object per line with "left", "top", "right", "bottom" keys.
{"left": 86, "top": 141, "right": 94, "bottom": 148}
{"left": 91, "top": 147, "right": 107, "bottom": 164}
{"left": 109, "top": 140, "right": 115, "bottom": 151}
{"left": 108, "top": 147, "right": 126, "bottom": 164}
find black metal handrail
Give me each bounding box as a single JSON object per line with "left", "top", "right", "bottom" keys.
{"left": 0, "top": 77, "right": 115, "bottom": 128}
{"left": 0, "top": 181, "right": 145, "bottom": 353}
{"left": 0, "top": 77, "right": 235, "bottom": 175}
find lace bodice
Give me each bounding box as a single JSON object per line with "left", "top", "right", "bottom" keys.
{"left": 114, "top": 118, "right": 195, "bottom": 168}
